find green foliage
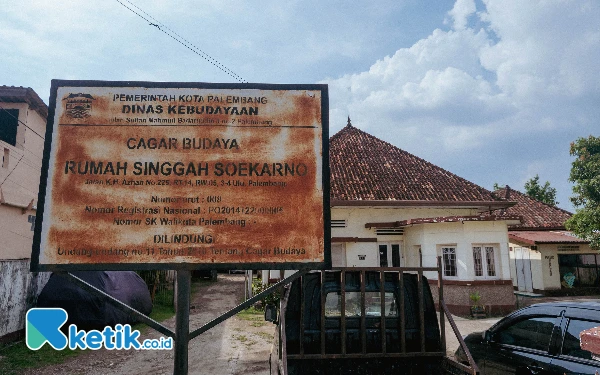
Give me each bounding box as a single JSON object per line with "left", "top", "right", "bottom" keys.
{"left": 524, "top": 174, "right": 559, "bottom": 206}
{"left": 493, "top": 182, "right": 502, "bottom": 191}
{"left": 237, "top": 306, "right": 266, "bottom": 326}
{"left": 566, "top": 135, "right": 600, "bottom": 249}
{"left": 0, "top": 341, "right": 81, "bottom": 374}
{"left": 469, "top": 291, "right": 481, "bottom": 306}
{"left": 251, "top": 279, "right": 281, "bottom": 309}
{"left": 149, "top": 293, "right": 175, "bottom": 321}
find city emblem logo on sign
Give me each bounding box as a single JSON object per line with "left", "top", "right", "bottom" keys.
{"left": 64, "top": 93, "right": 95, "bottom": 118}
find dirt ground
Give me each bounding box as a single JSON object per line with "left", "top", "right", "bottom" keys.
{"left": 24, "top": 274, "right": 275, "bottom": 375}
{"left": 443, "top": 314, "right": 500, "bottom": 357}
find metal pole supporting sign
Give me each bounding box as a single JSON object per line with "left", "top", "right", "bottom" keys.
{"left": 174, "top": 270, "right": 191, "bottom": 374}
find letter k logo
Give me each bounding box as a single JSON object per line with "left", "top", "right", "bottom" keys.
{"left": 26, "top": 308, "right": 68, "bottom": 350}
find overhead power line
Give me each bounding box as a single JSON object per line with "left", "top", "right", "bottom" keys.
{"left": 115, "top": 0, "right": 247, "bottom": 83}
{"left": 0, "top": 153, "right": 24, "bottom": 188}
{"left": 0, "top": 98, "right": 45, "bottom": 141}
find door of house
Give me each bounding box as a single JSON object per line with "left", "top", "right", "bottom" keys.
{"left": 378, "top": 243, "right": 402, "bottom": 267}
{"left": 515, "top": 247, "right": 533, "bottom": 292}
{"left": 391, "top": 244, "right": 401, "bottom": 267}
{"left": 378, "top": 244, "right": 388, "bottom": 267}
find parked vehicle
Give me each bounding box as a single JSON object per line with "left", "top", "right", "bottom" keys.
{"left": 37, "top": 271, "right": 152, "bottom": 330}
{"left": 458, "top": 301, "right": 600, "bottom": 374}
{"left": 192, "top": 269, "right": 217, "bottom": 281}
{"left": 266, "top": 266, "right": 479, "bottom": 375}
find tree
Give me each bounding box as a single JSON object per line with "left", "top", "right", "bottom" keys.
{"left": 524, "top": 174, "right": 558, "bottom": 206}
{"left": 566, "top": 135, "right": 600, "bottom": 249}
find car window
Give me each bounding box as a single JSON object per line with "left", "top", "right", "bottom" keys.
{"left": 325, "top": 292, "right": 397, "bottom": 317}
{"left": 495, "top": 316, "right": 555, "bottom": 351}
{"left": 562, "top": 318, "right": 600, "bottom": 361}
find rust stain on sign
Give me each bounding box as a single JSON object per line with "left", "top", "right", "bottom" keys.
{"left": 35, "top": 83, "right": 328, "bottom": 269}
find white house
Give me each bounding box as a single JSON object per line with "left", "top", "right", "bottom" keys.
{"left": 0, "top": 86, "right": 49, "bottom": 343}
{"left": 494, "top": 186, "right": 597, "bottom": 295}
{"left": 267, "top": 121, "right": 521, "bottom": 316}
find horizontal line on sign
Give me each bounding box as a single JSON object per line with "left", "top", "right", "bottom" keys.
{"left": 58, "top": 123, "right": 318, "bottom": 129}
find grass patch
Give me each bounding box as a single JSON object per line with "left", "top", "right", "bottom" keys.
{"left": 234, "top": 334, "right": 249, "bottom": 343}
{"left": 256, "top": 331, "right": 274, "bottom": 341}
{"left": 237, "top": 307, "right": 264, "bottom": 322}
{"left": 0, "top": 292, "right": 178, "bottom": 374}
{"left": 151, "top": 304, "right": 175, "bottom": 322}
{"left": 232, "top": 334, "right": 256, "bottom": 347}
{"left": 148, "top": 299, "right": 176, "bottom": 323}
{"left": 135, "top": 290, "right": 176, "bottom": 334}
{"left": 0, "top": 341, "right": 82, "bottom": 375}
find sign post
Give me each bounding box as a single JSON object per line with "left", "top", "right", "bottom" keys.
{"left": 31, "top": 80, "right": 330, "bottom": 374}
{"left": 32, "top": 80, "right": 330, "bottom": 271}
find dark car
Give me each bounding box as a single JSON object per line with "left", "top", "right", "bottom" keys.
{"left": 191, "top": 269, "right": 217, "bottom": 281}
{"left": 458, "top": 301, "right": 600, "bottom": 374}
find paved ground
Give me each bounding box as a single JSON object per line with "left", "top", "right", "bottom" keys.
{"left": 443, "top": 314, "right": 500, "bottom": 357}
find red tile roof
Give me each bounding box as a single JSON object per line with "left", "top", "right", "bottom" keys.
{"left": 330, "top": 123, "right": 505, "bottom": 203}
{"left": 509, "top": 231, "right": 588, "bottom": 245}
{"left": 493, "top": 187, "right": 572, "bottom": 229}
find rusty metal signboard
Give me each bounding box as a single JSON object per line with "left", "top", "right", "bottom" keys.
{"left": 31, "top": 80, "right": 330, "bottom": 271}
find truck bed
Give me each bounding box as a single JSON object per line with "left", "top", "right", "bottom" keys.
{"left": 270, "top": 265, "right": 480, "bottom": 375}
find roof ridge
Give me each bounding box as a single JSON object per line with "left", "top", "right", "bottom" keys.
{"left": 330, "top": 124, "right": 503, "bottom": 202}
{"left": 495, "top": 186, "right": 573, "bottom": 215}
{"left": 331, "top": 125, "right": 500, "bottom": 201}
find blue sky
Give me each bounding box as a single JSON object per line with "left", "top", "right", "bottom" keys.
{"left": 2, "top": 0, "right": 599, "bottom": 211}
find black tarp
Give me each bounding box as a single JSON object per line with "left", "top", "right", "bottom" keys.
{"left": 37, "top": 271, "right": 153, "bottom": 330}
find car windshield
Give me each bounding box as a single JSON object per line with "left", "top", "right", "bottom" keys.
{"left": 325, "top": 292, "right": 398, "bottom": 317}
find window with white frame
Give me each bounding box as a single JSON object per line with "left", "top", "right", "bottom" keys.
{"left": 472, "top": 245, "right": 498, "bottom": 278}
{"left": 441, "top": 246, "right": 457, "bottom": 277}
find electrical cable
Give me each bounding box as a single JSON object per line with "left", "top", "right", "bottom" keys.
{"left": 0, "top": 98, "right": 45, "bottom": 140}
{"left": 12, "top": 157, "right": 42, "bottom": 172}
{"left": 1, "top": 228, "right": 35, "bottom": 240}
{"left": 123, "top": 0, "right": 246, "bottom": 83}
{"left": 115, "top": 0, "right": 247, "bottom": 83}
{"left": 0, "top": 178, "right": 39, "bottom": 198}
{"left": 0, "top": 153, "right": 24, "bottom": 187}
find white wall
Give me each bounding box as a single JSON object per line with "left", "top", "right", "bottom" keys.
{"left": 1, "top": 101, "right": 46, "bottom": 260}
{"left": 0, "top": 260, "right": 50, "bottom": 340}
{"left": 0, "top": 95, "right": 49, "bottom": 342}
{"left": 509, "top": 240, "right": 596, "bottom": 291}
{"left": 332, "top": 207, "right": 511, "bottom": 282}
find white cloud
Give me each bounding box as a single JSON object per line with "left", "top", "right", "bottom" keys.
{"left": 479, "top": 0, "right": 600, "bottom": 101}
{"left": 324, "top": 26, "right": 513, "bottom": 128}
{"left": 0, "top": 0, "right": 596, "bottom": 211}
{"left": 447, "top": 0, "right": 477, "bottom": 30}
{"left": 324, "top": 0, "right": 600, "bottom": 211}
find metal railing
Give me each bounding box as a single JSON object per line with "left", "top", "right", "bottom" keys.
{"left": 277, "top": 257, "right": 480, "bottom": 375}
